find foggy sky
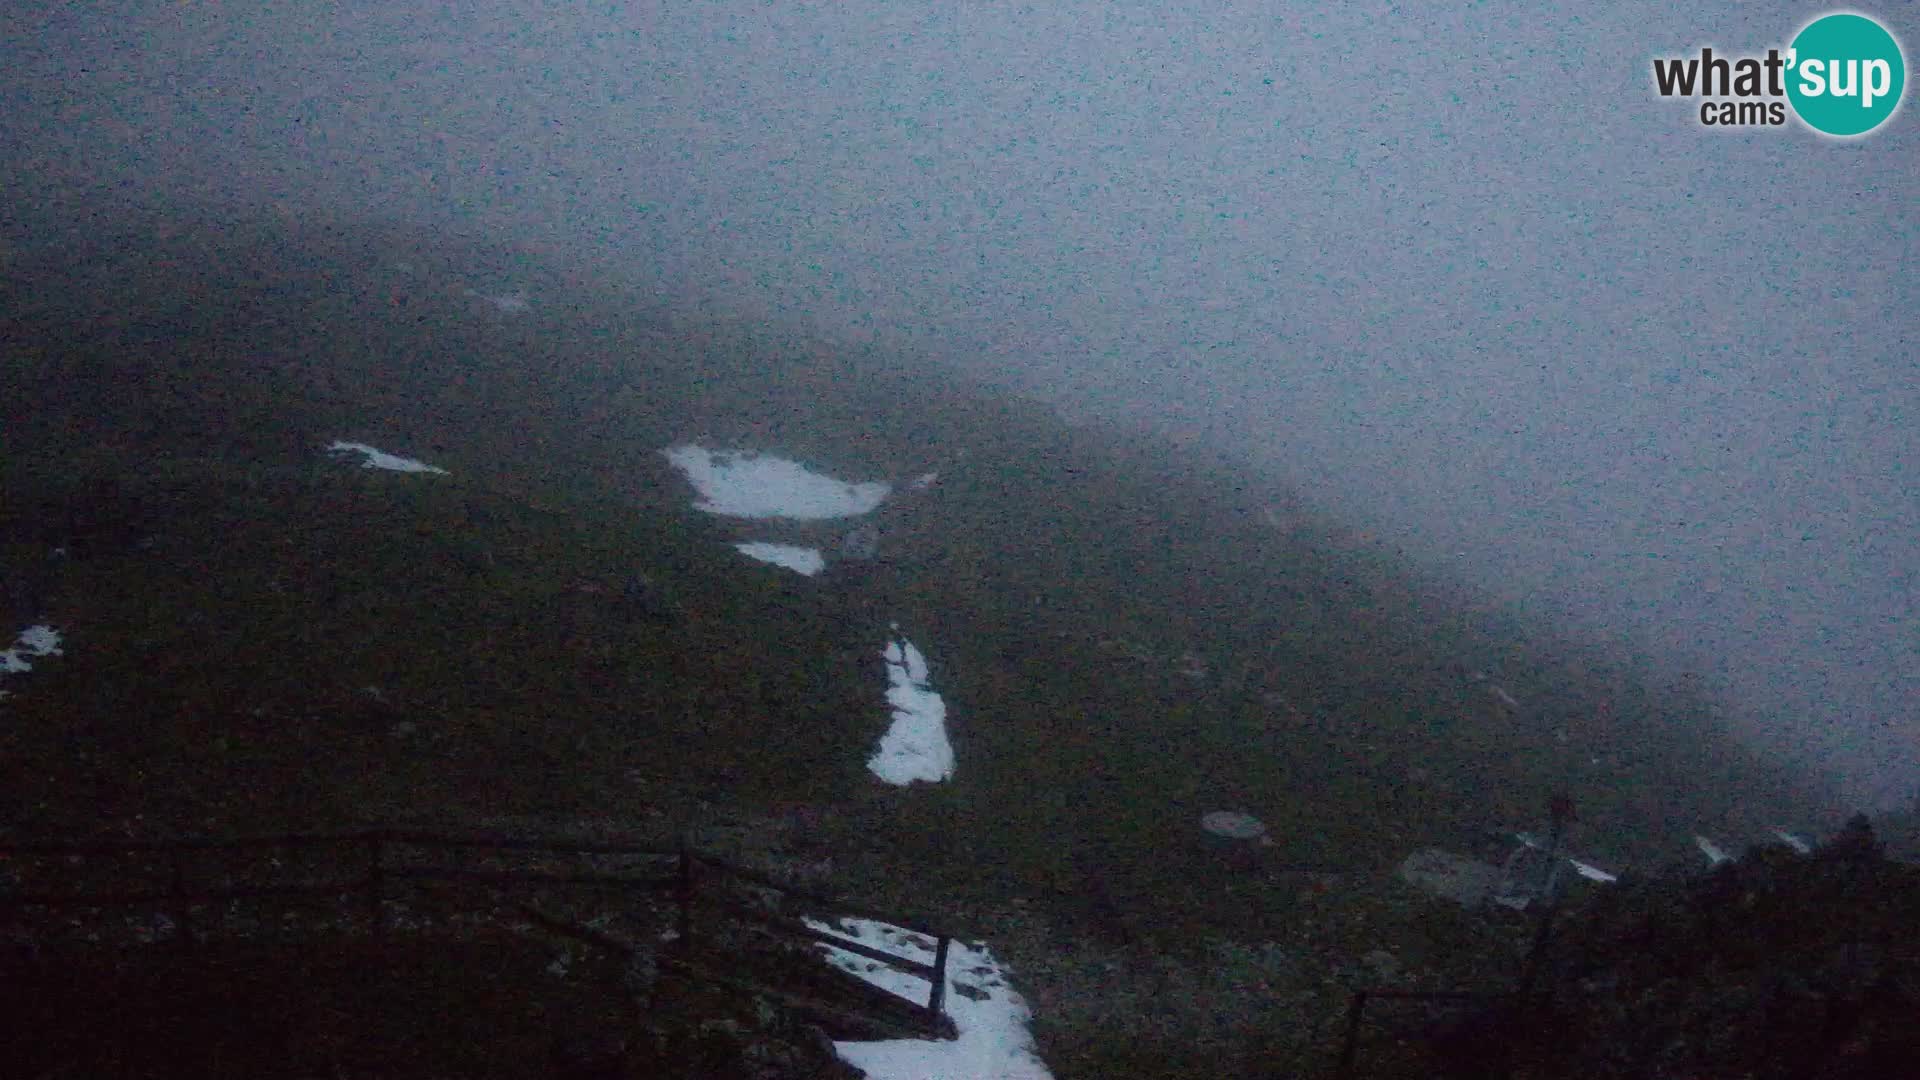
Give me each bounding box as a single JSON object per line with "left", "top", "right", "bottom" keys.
{"left": 6, "top": 2, "right": 1914, "bottom": 807}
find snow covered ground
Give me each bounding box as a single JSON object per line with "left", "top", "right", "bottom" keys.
{"left": 662, "top": 446, "right": 890, "bottom": 520}
{"left": 1695, "top": 835, "right": 1732, "bottom": 866}
{"left": 25, "top": 428, "right": 1843, "bottom": 1076}
{"left": 661, "top": 444, "right": 1015, "bottom": 1074}
{"left": 1510, "top": 826, "right": 1817, "bottom": 888}
{"left": 804, "top": 916, "right": 1054, "bottom": 1080}
{"left": 663, "top": 444, "right": 898, "bottom": 577}
{"left": 1, "top": 624, "right": 62, "bottom": 673}
{"left": 730, "top": 541, "right": 827, "bottom": 577}
{"left": 661, "top": 446, "right": 960, "bottom": 787}
{"left": 325, "top": 441, "right": 449, "bottom": 475}
{"left": 869, "top": 627, "right": 954, "bottom": 785}
{"left": 1512, "top": 831, "right": 1620, "bottom": 884}
{"left": 0, "top": 624, "right": 64, "bottom": 700}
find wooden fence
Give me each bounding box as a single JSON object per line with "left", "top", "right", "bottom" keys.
{"left": 673, "top": 845, "right": 954, "bottom": 1022}
{"left": 0, "top": 827, "right": 955, "bottom": 1029}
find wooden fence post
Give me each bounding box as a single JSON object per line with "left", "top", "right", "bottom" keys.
{"left": 169, "top": 848, "right": 193, "bottom": 950}
{"left": 676, "top": 841, "right": 693, "bottom": 947}
{"left": 366, "top": 834, "right": 386, "bottom": 939}
{"left": 1336, "top": 990, "right": 1369, "bottom": 1078}
{"left": 1518, "top": 795, "right": 1576, "bottom": 1002}
{"left": 928, "top": 935, "right": 951, "bottom": 1018}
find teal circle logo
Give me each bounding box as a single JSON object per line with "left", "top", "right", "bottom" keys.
{"left": 1786, "top": 12, "right": 1906, "bottom": 137}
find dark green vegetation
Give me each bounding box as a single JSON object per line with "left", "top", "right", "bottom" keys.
{"left": 0, "top": 197, "right": 1852, "bottom": 1076}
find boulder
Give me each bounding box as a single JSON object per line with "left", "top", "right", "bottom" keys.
{"left": 1202, "top": 811, "right": 1274, "bottom": 844}
{"left": 837, "top": 523, "right": 880, "bottom": 562}
{"left": 1399, "top": 848, "right": 1506, "bottom": 909}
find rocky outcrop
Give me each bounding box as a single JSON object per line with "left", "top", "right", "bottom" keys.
{"left": 1426, "top": 816, "right": 1920, "bottom": 1079}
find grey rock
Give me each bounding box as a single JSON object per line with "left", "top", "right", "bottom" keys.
{"left": 1400, "top": 848, "right": 1505, "bottom": 909}
{"left": 838, "top": 523, "right": 880, "bottom": 562}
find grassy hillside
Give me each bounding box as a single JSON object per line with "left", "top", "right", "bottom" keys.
{"left": 0, "top": 197, "right": 1846, "bottom": 1076}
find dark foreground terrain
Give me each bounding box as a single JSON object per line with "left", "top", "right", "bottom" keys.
{"left": 0, "top": 196, "right": 1877, "bottom": 1077}
{"left": 1417, "top": 818, "right": 1920, "bottom": 1080}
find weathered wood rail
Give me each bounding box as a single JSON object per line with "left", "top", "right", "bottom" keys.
{"left": 0, "top": 827, "right": 956, "bottom": 1033}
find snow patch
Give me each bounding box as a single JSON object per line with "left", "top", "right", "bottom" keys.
{"left": 325, "top": 441, "right": 448, "bottom": 475}
{"left": 1569, "top": 859, "right": 1618, "bottom": 884}
{"left": 1, "top": 624, "right": 63, "bottom": 675}
{"left": 804, "top": 916, "right": 1053, "bottom": 1080}
{"left": 1, "top": 624, "right": 64, "bottom": 701}
{"left": 733, "top": 542, "right": 826, "bottom": 577}
{"left": 662, "top": 446, "right": 889, "bottom": 520}
{"left": 1695, "top": 835, "right": 1732, "bottom": 866}
{"left": 867, "top": 627, "right": 953, "bottom": 785}
{"left": 1512, "top": 832, "right": 1618, "bottom": 885}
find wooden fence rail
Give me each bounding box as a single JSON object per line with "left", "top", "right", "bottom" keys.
{"left": 677, "top": 844, "right": 953, "bottom": 1022}
{"left": 0, "top": 827, "right": 954, "bottom": 1028}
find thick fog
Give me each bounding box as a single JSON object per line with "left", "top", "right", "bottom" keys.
{"left": 6, "top": 3, "right": 1914, "bottom": 808}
